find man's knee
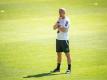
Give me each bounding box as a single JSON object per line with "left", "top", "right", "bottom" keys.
{"left": 65, "top": 53, "right": 71, "bottom": 58}
{"left": 57, "top": 52, "right": 62, "bottom": 57}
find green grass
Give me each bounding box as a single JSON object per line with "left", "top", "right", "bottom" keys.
{"left": 0, "top": 0, "right": 107, "bottom": 80}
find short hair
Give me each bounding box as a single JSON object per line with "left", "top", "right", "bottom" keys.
{"left": 59, "top": 8, "right": 66, "bottom": 13}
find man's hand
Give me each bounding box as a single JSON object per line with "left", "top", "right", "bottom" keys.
{"left": 53, "top": 23, "right": 59, "bottom": 30}
{"left": 53, "top": 17, "right": 63, "bottom": 30}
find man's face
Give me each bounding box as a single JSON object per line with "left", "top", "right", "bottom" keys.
{"left": 59, "top": 9, "right": 65, "bottom": 17}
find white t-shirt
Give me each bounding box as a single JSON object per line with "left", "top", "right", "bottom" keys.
{"left": 57, "top": 17, "right": 70, "bottom": 40}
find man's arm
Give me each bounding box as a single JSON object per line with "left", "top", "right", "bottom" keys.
{"left": 53, "top": 17, "right": 62, "bottom": 30}
{"left": 53, "top": 23, "right": 59, "bottom": 30}
{"left": 58, "top": 25, "right": 68, "bottom": 32}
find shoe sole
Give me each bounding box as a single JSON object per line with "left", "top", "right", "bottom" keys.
{"left": 50, "top": 71, "right": 60, "bottom": 73}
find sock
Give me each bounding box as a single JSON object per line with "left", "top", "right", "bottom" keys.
{"left": 56, "top": 63, "right": 61, "bottom": 70}
{"left": 68, "top": 64, "right": 71, "bottom": 70}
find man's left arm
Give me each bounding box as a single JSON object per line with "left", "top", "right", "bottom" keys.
{"left": 58, "top": 25, "right": 68, "bottom": 32}
{"left": 58, "top": 20, "right": 69, "bottom": 32}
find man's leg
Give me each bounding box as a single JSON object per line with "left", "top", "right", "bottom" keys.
{"left": 52, "top": 39, "right": 62, "bottom": 72}
{"left": 51, "top": 52, "right": 62, "bottom": 72}
{"left": 56, "top": 52, "right": 62, "bottom": 70}
{"left": 65, "top": 52, "right": 72, "bottom": 73}
{"left": 57, "top": 52, "right": 62, "bottom": 64}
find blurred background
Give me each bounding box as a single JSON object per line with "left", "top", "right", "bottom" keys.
{"left": 0, "top": 0, "right": 107, "bottom": 80}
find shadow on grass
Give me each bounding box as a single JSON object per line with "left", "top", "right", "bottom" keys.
{"left": 23, "top": 72, "right": 65, "bottom": 78}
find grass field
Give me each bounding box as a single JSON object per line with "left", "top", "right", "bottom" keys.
{"left": 0, "top": 0, "right": 107, "bottom": 80}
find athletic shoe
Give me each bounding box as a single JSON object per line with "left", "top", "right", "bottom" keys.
{"left": 51, "top": 68, "right": 60, "bottom": 73}
{"left": 65, "top": 69, "right": 71, "bottom": 74}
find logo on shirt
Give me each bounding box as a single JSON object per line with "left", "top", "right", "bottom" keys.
{"left": 65, "top": 21, "right": 68, "bottom": 26}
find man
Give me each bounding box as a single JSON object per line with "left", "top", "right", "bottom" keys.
{"left": 52, "top": 8, "right": 72, "bottom": 74}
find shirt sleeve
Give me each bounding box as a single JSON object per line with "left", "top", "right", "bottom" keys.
{"left": 63, "top": 20, "right": 69, "bottom": 28}
{"left": 57, "top": 18, "right": 70, "bottom": 28}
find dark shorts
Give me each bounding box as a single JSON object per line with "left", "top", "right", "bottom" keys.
{"left": 56, "top": 39, "right": 70, "bottom": 53}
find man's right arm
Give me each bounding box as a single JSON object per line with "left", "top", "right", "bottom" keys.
{"left": 53, "top": 22, "right": 59, "bottom": 30}
{"left": 53, "top": 17, "right": 61, "bottom": 30}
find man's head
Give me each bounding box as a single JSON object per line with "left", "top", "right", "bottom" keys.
{"left": 59, "top": 8, "right": 66, "bottom": 18}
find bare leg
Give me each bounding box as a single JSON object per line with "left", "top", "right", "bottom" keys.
{"left": 57, "top": 52, "right": 62, "bottom": 64}
{"left": 51, "top": 52, "right": 62, "bottom": 72}
{"left": 65, "top": 52, "right": 72, "bottom": 72}
{"left": 65, "top": 52, "right": 71, "bottom": 64}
